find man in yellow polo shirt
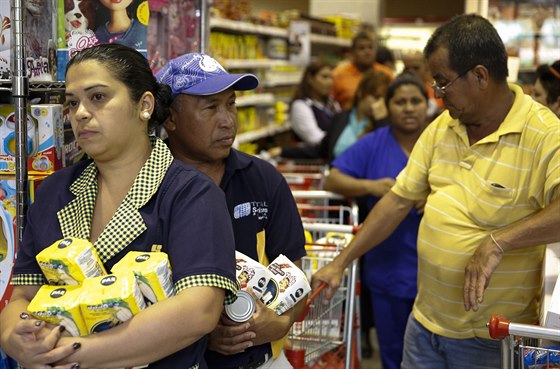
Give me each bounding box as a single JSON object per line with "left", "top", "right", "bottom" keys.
{"left": 313, "top": 14, "right": 560, "bottom": 369}
{"left": 332, "top": 31, "right": 393, "bottom": 110}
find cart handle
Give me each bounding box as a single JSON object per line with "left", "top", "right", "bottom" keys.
{"left": 488, "top": 314, "right": 560, "bottom": 341}
{"left": 487, "top": 314, "right": 511, "bottom": 339}
{"left": 295, "top": 282, "right": 328, "bottom": 323}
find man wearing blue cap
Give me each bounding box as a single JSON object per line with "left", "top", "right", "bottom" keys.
{"left": 156, "top": 53, "right": 307, "bottom": 369}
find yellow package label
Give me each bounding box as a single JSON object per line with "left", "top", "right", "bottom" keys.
{"left": 36, "top": 237, "right": 107, "bottom": 285}
{"left": 80, "top": 272, "right": 146, "bottom": 334}
{"left": 111, "top": 251, "right": 175, "bottom": 305}
{"left": 28, "top": 285, "right": 88, "bottom": 337}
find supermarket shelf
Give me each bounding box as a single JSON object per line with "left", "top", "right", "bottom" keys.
{"left": 310, "top": 34, "right": 351, "bottom": 47}
{"left": 210, "top": 17, "right": 351, "bottom": 48}
{"left": 223, "top": 59, "right": 292, "bottom": 69}
{"left": 210, "top": 17, "right": 287, "bottom": 38}
{"left": 262, "top": 75, "right": 302, "bottom": 87}
{"left": 236, "top": 93, "right": 276, "bottom": 107}
{"left": 236, "top": 122, "right": 291, "bottom": 144}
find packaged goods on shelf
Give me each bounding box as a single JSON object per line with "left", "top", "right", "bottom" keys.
{"left": 321, "top": 15, "right": 361, "bottom": 40}
{"left": 0, "top": 175, "right": 45, "bottom": 312}
{"left": 0, "top": 0, "right": 56, "bottom": 81}
{"left": 0, "top": 104, "right": 65, "bottom": 175}
{"left": 147, "top": 0, "right": 202, "bottom": 74}
{"left": 57, "top": 0, "right": 150, "bottom": 79}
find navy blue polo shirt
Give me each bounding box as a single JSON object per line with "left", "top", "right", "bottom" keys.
{"left": 13, "top": 138, "right": 238, "bottom": 369}
{"left": 205, "top": 149, "right": 306, "bottom": 368}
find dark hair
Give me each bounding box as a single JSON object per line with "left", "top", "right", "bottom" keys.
{"left": 385, "top": 72, "right": 429, "bottom": 108}
{"left": 376, "top": 45, "right": 395, "bottom": 66}
{"left": 424, "top": 14, "right": 508, "bottom": 82}
{"left": 291, "top": 59, "right": 334, "bottom": 104}
{"left": 352, "top": 69, "right": 390, "bottom": 108}
{"left": 66, "top": 43, "right": 173, "bottom": 130}
{"left": 535, "top": 60, "right": 560, "bottom": 105}
{"left": 352, "top": 31, "right": 375, "bottom": 50}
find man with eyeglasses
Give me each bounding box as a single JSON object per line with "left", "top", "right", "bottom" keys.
{"left": 313, "top": 13, "right": 560, "bottom": 369}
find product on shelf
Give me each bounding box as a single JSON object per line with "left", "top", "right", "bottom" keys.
{"left": 0, "top": 175, "right": 45, "bottom": 313}
{"left": 0, "top": 0, "right": 56, "bottom": 81}
{"left": 57, "top": 0, "right": 150, "bottom": 80}
{"left": 0, "top": 104, "right": 65, "bottom": 175}
{"left": 147, "top": 0, "right": 202, "bottom": 74}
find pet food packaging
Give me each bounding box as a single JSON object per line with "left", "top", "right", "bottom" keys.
{"left": 28, "top": 284, "right": 88, "bottom": 337}
{"left": 225, "top": 290, "right": 256, "bottom": 323}
{"left": 80, "top": 272, "right": 146, "bottom": 335}
{"left": 261, "top": 254, "right": 311, "bottom": 315}
{"left": 36, "top": 237, "right": 107, "bottom": 285}
{"left": 111, "top": 251, "right": 175, "bottom": 305}
{"left": 235, "top": 251, "right": 274, "bottom": 299}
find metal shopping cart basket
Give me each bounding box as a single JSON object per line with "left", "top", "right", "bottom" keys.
{"left": 286, "top": 191, "right": 362, "bottom": 369}
{"left": 276, "top": 162, "right": 329, "bottom": 192}
{"left": 488, "top": 314, "right": 560, "bottom": 369}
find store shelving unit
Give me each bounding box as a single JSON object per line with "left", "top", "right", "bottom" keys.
{"left": 210, "top": 16, "right": 350, "bottom": 150}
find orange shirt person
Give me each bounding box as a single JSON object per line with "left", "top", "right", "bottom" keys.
{"left": 332, "top": 31, "right": 393, "bottom": 109}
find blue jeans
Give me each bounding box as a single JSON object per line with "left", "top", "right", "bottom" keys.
{"left": 401, "top": 314, "right": 501, "bottom": 369}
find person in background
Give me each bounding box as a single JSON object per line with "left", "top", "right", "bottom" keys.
{"left": 332, "top": 31, "right": 393, "bottom": 109}
{"left": 532, "top": 60, "right": 560, "bottom": 117}
{"left": 402, "top": 50, "right": 444, "bottom": 120}
{"left": 323, "top": 73, "right": 429, "bottom": 369}
{"left": 313, "top": 14, "right": 560, "bottom": 369}
{"left": 156, "top": 53, "right": 307, "bottom": 369}
{"left": 0, "top": 44, "right": 238, "bottom": 369}
{"left": 376, "top": 45, "right": 397, "bottom": 73}
{"left": 272, "top": 69, "right": 391, "bottom": 162}
{"left": 290, "top": 60, "right": 341, "bottom": 145}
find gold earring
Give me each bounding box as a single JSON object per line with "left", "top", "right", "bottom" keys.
{"left": 142, "top": 111, "right": 151, "bottom": 120}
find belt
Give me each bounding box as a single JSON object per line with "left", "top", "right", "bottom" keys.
{"left": 237, "top": 352, "right": 270, "bottom": 369}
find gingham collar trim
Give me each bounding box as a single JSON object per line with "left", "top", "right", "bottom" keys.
{"left": 69, "top": 136, "right": 173, "bottom": 207}
{"left": 59, "top": 137, "right": 173, "bottom": 263}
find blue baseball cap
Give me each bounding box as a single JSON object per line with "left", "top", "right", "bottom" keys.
{"left": 156, "top": 53, "right": 259, "bottom": 97}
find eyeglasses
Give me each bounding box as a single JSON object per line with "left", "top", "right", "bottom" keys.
{"left": 430, "top": 68, "right": 472, "bottom": 95}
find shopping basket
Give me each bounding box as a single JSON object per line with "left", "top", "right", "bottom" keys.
{"left": 286, "top": 191, "right": 361, "bottom": 369}
{"left": 488, "top": 314, "right": 560, "bottom": 369}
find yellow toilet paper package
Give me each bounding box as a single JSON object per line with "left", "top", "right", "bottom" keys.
{"left": 27, "top": 285, "right": 88, "bottom": 337}
{"left": 36, "top": 237, "right": 107, "bottom": 285}
{"left": 111, "top": 251, "right": 175, "bottom": 305}
{"left": 80, "top": 271, "right": 146, "bottom": 335}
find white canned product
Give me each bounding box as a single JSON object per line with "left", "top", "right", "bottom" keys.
{"left": 225, "top": 290, "right": 255, "bottom": 323}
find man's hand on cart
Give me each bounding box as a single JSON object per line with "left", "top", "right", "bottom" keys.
{"left": 463, "top": 234, "right": 504, "bottom": 312}
{"left": 5, "top": 313, "right": 80, "bottom": 369}
{"left": 311, "top": 258, "right": 346, "bottom": 300}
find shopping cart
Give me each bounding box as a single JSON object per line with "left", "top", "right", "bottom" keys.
{"left": 488, "top": 314, "right": 560, "bottom": 369}
{"left": 276, "top": 162, "right": 329, "bottom": 192}
{"left": 286, "top": 191, "right": 362, "bottom": 369}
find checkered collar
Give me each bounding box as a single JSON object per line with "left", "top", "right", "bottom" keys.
{"left": 57, "top": 136, "right": 173, "bottom": 263}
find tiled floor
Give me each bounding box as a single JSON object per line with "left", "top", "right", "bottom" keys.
{"left": 361, "top": 328, "right": 382, "bottom": 369}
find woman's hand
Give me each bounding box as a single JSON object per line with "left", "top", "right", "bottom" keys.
{"left": 5, "top": 314, "right": 80, "bottom": 369}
